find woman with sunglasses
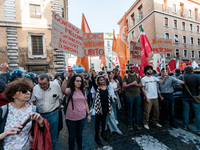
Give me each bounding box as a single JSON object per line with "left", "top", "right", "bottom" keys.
{"left": 0, "top": 78, "right": 45, "bottom": 150}
{"left": 61, "top": 73, "right": 91, "bottom": 150}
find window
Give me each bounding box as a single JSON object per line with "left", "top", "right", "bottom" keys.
{"left": 126, "top": 20, "right": 129, "bottom": 31}
{"left": 28, "top": 33, "right": 46, "bottom": 59}
{"left": 130, "top": 13, "right": 135, "bottom": 27}
{"left": 199, "top": 51, "right": 200, "bottom": 58}
{"left": 163, "top": 0, "right": 168, "bottom": 12}
{"left": 174, "top": 34, "right": 179, "bottom": 43}
{"left": 138, "top": 5, "right": 143, "bottom": 21}
{"left": 189, "top": 9, "right": 192, "bottom": 17}
{"left": 183, "top": 49, "right": 188, "bottom": 58}
{"left": 175, "top": 49, "right": 180, "bottom": 58}
{"left": 195, "top": 8, "right": 198, "bottom": 21}
{"left": 30, "top": 4, "right": 41, "bottom": 18}
{"left": 165, "top": 33, "right": 169, "bottom": 39}
{"left": 31, "top": 36, "right": 43, "bottom": 55}
{"left": 91, "top": 63, "right": 94, "bottom": 69}
{"left": 190, "top": 37, "right": 194, "bottom": 45}
{"left": 132, "top": 31, "right": 135, "bottom": 39}
{"left": 190, "top": 24, "right": 193, "bottom": 32}
{"left": 191, "top": 50, "right": 195, "bottom": 58}
{"left": 139, "top": 25, "right": 142, "bottom": 31}
{"left": 197, "top": 38, "right": 200, "bottom": 45}
{"left": 108, "top": 48, "right": 110, "bottom": 52}
{"left": 174, "top": 20, "right": 178, "bottom": 28}
{"left": 107, "top": 41, "right": 110, "bottom": 47}
{"left": 180, "top": 3, "right": 185, "bottom": 17}
{"left": 166, "top": 53, "right": 171, "bottom": 58}
{"left": 109, "top": 63, "right": 111, "bottom": 69}
{"left": 182, "top": 22, "right": 186, "bottom": 30}
{"left": 164, "top": 17, "right": 168, "bottom": 26}
{"left": 183, "top": 36, "right": 187, "bottom": 44}
{"left": 197, "top": 25, "right": 199, "bottom": 33}
{"left": 173, "top": 4, "right": 176, "bottom": 13}
{"left": 126, "top": 36, "right": 129, "bottom": 43}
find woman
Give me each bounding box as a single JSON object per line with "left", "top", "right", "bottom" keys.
{"left": 61, "top": 73, "right": 91, "bottom": 150}
{"left": 94, "top": 75, "right": 112, "bottom": 145}
{"left": 0, "top": 78, "right": 45, "bottom": 150}
{"left": 108, "top": 71, "right": 121, "bottom": 124}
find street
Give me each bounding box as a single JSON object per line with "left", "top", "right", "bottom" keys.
{"left": 57, "top": 109, "right": 200, "bottom": 150}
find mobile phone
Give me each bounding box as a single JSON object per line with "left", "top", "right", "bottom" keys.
{"left": 17, "top": 115, "right": 32, "bottom": 134}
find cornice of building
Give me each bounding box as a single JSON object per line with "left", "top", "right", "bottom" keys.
{"left": 0, "top": 21, "right": 52, "bottom": 29}
{"left": 127, "top": 9, "right": 200, "bottom": 34}
{"left": 117, "top": 0, "right": 141, "bottom": 25}
{"left": 118, "top": 0, "right": 200, "bottom": 25}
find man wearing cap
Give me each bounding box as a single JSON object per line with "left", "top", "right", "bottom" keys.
{"left": 179, "top": 66, "right": 200, "bottom": 136}
{"left": 66, "top": 68, "right": 74, "bottom": 88}
{"left": 158, "top": 68, "right": 184, "bottom": 128}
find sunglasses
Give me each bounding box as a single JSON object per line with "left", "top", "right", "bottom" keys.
{"left": 129, "top": 67, "right": 135, "bottom": 69}
{"left": 20, "top": 89, "right": 32, "bottom": 94}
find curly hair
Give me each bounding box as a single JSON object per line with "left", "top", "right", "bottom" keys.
{"left": 3, "top": 78, "right": 34, "bottom": 101}
{"left": 68, "top": 75, "right": 84, "bottom": 92}
{"left": 144, "top": 65, "right": 153, "bottom": 75}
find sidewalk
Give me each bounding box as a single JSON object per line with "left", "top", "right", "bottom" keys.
{"left": 57, "top": 110, "right": 200, "bottom": 150}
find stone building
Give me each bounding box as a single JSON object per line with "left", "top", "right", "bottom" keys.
{"left": 0, "top": 0, "right": 68, "bottom": 75}
{"left": 117, "top": 0, "right": 200, "bottom": 67}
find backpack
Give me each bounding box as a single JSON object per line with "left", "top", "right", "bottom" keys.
{"left": 125, "top": 73, "right": 140, "bottom": 82}
{"left": 64, "top": 90, "right": 85, "bottom": 115}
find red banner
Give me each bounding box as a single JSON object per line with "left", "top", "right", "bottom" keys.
{"left": 166, "top": 59, "right": 176, "bottom": 74}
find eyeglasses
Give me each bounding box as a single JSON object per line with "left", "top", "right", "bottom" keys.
{"left": 39, "top": 83, "right": 48, "bottom": 86}
{"left": 20, "top": 89, "right": 32, "bottom": 94}
{"left": 75, "top": 80, "right": 82, "bottom": 83}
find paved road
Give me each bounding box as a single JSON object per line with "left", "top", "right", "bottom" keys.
{"left": 57, "top": 109, "right": 200, "bottom": 150}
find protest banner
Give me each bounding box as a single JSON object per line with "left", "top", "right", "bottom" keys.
{"left": 152, "top": 39, "right": 173, "bottom": 54}
{"left": 51, "top": 12, "right": 84, "bottom": 58}
{"left": 83, "top": 33, "right": 105, "bottom": 57}
{"left": 129, "top": 41, "right": 141, "bottom": 65}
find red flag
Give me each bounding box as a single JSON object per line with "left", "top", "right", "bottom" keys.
{"left": 76, "top": 13, "right": 90, "bottom": 74}
{"left": 138, "top": 26, "right": 152, "bottom": 68}
{"left": 188, "top": 61, "right": 192, "bottom": 66}
{"left": 166, "top": 59, "right": 176, "bottom": 74}
{"left": 179, "top": 62, "right": 187, "bottom": 70}
{"left": 157, "top": 60, "right": 160, "bottom": 73}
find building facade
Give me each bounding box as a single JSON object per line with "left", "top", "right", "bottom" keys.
{"left": 118, "top": 0, "right": 200, "bottom": 67}
{"left": 0, "top": 0, "right": 68, "bottom": 75}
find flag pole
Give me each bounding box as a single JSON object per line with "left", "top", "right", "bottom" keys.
{"left": 163, "top": 54, "right": 166, "bottom": 72}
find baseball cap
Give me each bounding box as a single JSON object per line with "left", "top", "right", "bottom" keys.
{"left": 68, "top": 68, "right": 73, "bottom": 72}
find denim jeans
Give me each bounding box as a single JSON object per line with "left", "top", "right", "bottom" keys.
{"left": 126, "top": 96, "right": 141, "bottom": 125}
{"left": 66, "top": 118, "right": 86, "bottom": 150}
{"left": 112, "top": 98, "right": 118, "bottom": 121}
{"left": 41, "top": 110, "right": 59, "bottom": 150}
{"left": 182, "top": 98, "right": 200, "bottom": 131}
{"left": 161, "top": 93, "right": 175, "bottom": 124}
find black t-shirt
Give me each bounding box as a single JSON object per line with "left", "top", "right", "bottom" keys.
{"left": 179, "top": 73, "right": 200, "bottom": 98}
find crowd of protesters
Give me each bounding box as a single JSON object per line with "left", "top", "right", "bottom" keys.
{"left": 0, "top": 61, "right": 200, "bottom": 150}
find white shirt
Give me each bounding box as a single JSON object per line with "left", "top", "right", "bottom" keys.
{"left": 110, "top": 79, "right": 119, "bottom": 90}
{"left": 141, "top": 76, "right": 161, "bottom": 99}
{"left": 30, "top": 82, "right": 62, "bottom": 113}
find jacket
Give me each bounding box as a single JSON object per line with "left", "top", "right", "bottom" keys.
{"left": 0, "top": 104, "right": 45, "bottom": 150}
{"left": 0, "top": 74, "right": 9, "bottom": 93}
{"left": 31, "top": 119, "right": 52, "bottom": 150}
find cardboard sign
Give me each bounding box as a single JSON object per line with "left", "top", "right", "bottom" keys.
{"left": 129, "top": 41, "right": 141, "bottom": 64}
{"left": 152, "top": 39, "right": 173, "bottom": 54}
{"left": 83, "top": 33, "right": 105, "bottom": 56}
{"left": 51, "top": 12, "right": 84, "bottom": 58}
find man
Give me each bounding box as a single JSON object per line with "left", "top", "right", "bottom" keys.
{"left": 53, "top": 73, "right": 61, "bottom": 86}
{"left": 158, "top": 68, "right": 184, "bottom": 128}
{"left": 113, "top": 67, "right": 122, "bottom": 90}
{"left": 141, "top": 65, "right": 167, "bottom": 130}
{"left": 179, "top": 66, "right": 200, "bottom": 136}
{"left": 153, "top": 70, "right": 158, "bottom": 77}
{"left": 123, "top": 64, "right": 142, "bottom": 130}
{"left": 102, "top": 66, "right": 108, "bottom": 72}
{"left": 30, "top": 74, "right": 62, "bottom": 150}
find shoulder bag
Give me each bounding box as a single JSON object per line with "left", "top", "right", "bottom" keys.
{"left": 182, "top": 75, "right": 200, "bottom": 104}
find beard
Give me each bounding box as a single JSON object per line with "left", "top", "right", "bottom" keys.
{"left": 130, "top": 70, "right": 134, "bottom": 73}
{"left": 146, "top": 72, "right": 152, "bottom": 75}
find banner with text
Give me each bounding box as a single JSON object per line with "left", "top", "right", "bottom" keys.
{"left": 152, "top": 39, "right": 173, "bottom": 54}
{"left": 129, "top": 41, "right": 141, "bottom": 65}
{"left": 51, "top": 12, "right": 84, "bottom": 58}
{"left": 83, "top": 33, "right": 104, "bottom": 57}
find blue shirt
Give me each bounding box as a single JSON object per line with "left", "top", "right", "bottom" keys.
{"left": 157, "top": 76, "right": 180, "bottom": 93}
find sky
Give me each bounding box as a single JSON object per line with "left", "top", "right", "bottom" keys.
{"left": 68, "top": 0, "right": 136, "bottom": 33}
